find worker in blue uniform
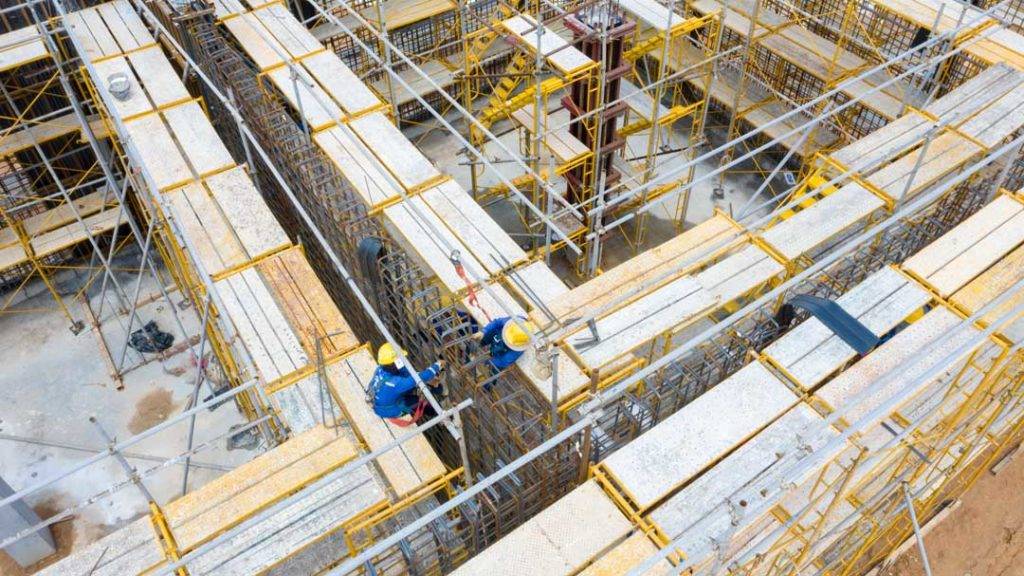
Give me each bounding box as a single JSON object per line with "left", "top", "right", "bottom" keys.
{"left": 370, "top": 343, "right": 444, "bottom": 420}
{"left": 475, "top": 316, "right": 536, "bottom": 370}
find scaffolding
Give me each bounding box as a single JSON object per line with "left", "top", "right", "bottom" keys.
{"left": 4, "top": 0, "right": 1024, "bottom": 574}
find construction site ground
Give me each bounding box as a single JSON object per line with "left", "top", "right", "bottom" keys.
{"left": 884, "top": 448, "right": 1024, "bottom": 576}
{"left": 0, "top": 256, "right": 258, "bottom": 572}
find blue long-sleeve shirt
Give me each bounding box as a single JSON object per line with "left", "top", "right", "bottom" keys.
{"left": 480, "top": 317, "right": 525, "bottom": 370}
{"left": 371, "top": 363, "right": 441, "bottom": 418}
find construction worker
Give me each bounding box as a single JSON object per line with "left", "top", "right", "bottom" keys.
{"left": 370, "top": 343, "right": 444, "bottom": 421}
{"left": 475, "top": 316, "right": 535, "bottom": 370}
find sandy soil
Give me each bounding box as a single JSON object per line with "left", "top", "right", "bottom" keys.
{"left": 882, "top": 447, "right": 1024, "bottom": 576}
{"left": 127, "top": 388, "right": 177, "bottom": 434}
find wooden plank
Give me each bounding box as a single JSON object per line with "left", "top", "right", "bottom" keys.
{"left": 619, "top": 0, "right": 683, "bottom": 32}
{"left": 163, "top": 102, "right": 236, "bottom": 178}
{"left": 603, "top": 361, "right": 797, "bottom": 510}
{"left": 31, "top": 209, "right": 121, "bottom": 259}
{"left": 0, "top": 25, "right": 48, "bottom": 72}
{"left": 511, "top": 105, "right": 590, "bottom": 166}
{"left": 571, "top": 274, "right": 717, "bottom": 370}
{"left": 267, "top": 66, "right": 342, "bottom": 131}
{"left": 224, "top": 11, "right": 288, "bottom": 70}
{"left": 325, "top": 348, "right": 447, "bottom": 497}
{"left": 420, "top": 180, "right": 527, "bottom": 275}
{"left": 215, "top": 269, "right": 309, "bottom": 382}
{"left": 165, "top": 180, "right": 248, "bottom": 277}
{"left": 110, "top": 0, "right": 155, "bottom": 48}
{"left": 348, "top": 112, "right": 442, "bottom": 192}
{"left": 92, "top": 55, "right": 154, "bottom": 118}
{"left": 451, "top": 479, "right": 633, "bottom": 576}
{"left": 952, "top": 243, "right": 1024, "bottom": 344}
{"left": 694, "top": 244, "right": 784, "bottom": 304}
{"left": 538, "top": 214, "right": 740, "bottom": 325}
{"left": 165, "top": 425, "right": 356, "bottom": 551}
{"left": 257, "top": 246, "right": 360, "bottom": 357}
{"left": 761, "top": 183, "right": 885, "bottom": 261}
{"left": 369, "top": 59, "right": 456, "bottom": 107}
{"left": 763, "top": 266, "right": 931, "bottom": 391}
{"left": 383, "top": 198, "right": 487, "bottom": 294}
{"left": 0, "top": 191, "right": 110, "bottom": 248}
{"left": 122, "top": 112, "right": 192, "bottom": 190}
{"left": 507, "top": 260, "right": 570, "bottom": 317}
{"left": 314, "top": 125, "right": 404, "bottom": 207}
{"left": 0, "top": 113, "right": 96, "bottom": 158}
{"left": 649, "top": 404, "right": 843, "bottom": 564}
{"left": 903, "top": 194, "right": 1024, "bottom": 296}
{"left": 830, "top": 113, "right": 932, "bottom": 173}
{"left": 577, "top": 533, "right": 671, "bottom": 575}
{"left": 97, "top": 2, "right": 142, "bottom": 52}
{"left": 813, "top": 306, "right": 979, "bottom": 426}
{"left": 252, "top": 2, "right": 322, "bottom": 58}
{"left": 0, "top": 243, "right": 27, "bottom": 272}
{"left": 925, "top": 64, "right": 1021, "bottom": 120}
{"left": 77, "top": 7, "right": 121, "bottom": 58}
{"left": 204, "top": 166, "right": 291, "bottom": 260}
{"left": 126, "top": 46, "right": 191, "bottom": 109}
{"left": 501, "top": 15, "right": 595, "bottom": 75}
{"left": 300, "top": 50, "right": 381, "bottom": 116}
{"left": 957, "top": 85, "right": 1024, "bottom": 148}
{"left": 32, "top": 515, "right": 164, "bottom": 576}
{"left": 865, "top": 132, "right": 981, "bottom": 201}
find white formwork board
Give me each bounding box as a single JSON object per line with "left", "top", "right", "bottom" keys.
{"left": 578, "top": 533, "right": 672, "bottom": 576}
{"left": 267, "top": 65, "right": 343, "bottom": 130}
{"left": 205, "top": 166, "right": 290, "bottom": 258}
{"left": 314, "top": 124, "right": 404, "bottom": 207}
{"left": 952, "top": 243, "right": 1024, "bottom": 344}
{"left": 572, "top": 274, "right": 717, "bottom": 370}
{"left": 92, "top": 54, "right": 154, "bottom": 118}
{"left": 384, "top": 197, "right": 487, "bottom": 293}
{"left": 507, "top": 260, "right": 570, "bottom": 317}
{"left": 224, "top": 11, "right": 289, "bottom": 70}
{"left": 451, "top": 479, "right": 633, "bottom": 576}
{"left": 122, "top": 111, "right": 193, "bottom": 190}
{"left": 619, "top": 0, "right": 685, "bottom": 32}
{"left": 164, "top": 181, "right": 249, "bottom": 276}
{"left": 511, "top": 106, "right": 590, "bottom": 166}
{"left": 925, "top": 64, "right": 1022, "bottom": 121}
{"left": 501, "top": 15, "right": 594, "bottom": 76}
{"left": 830, "top": 113, "right": 932, "bottom": 172}
{"left": 163, "top": 102, "right": 236, "bottom": 178}
{"left": 65, "top": 8, "right": 120, "bottom": 60}
{"left": 903, "top": 194, "right": 1024, "bottom": 296}
{"left": 300, "top": 50, "right": 381, "bottom": 116}
{"left": 325, "top": 348, "right": 447, "bottom": 497}
{"left": 99, "top": 1, "right": 154, "bottom": 52}
{"left": 252, "top": 2, "right": 322, "bottom": 59}
{"left": 348, "top": 112, "right": 443, "bottom": 192}
{"left": 814, "top": 306, "right": 979, "bottom": 427}
{"left": 764, "top": 266, "right": 931, "bottom": 391}
{"left": 214, "top": 268, "right": 309, "bottom": 382}
{"left": 956, "top": 80, "right": 1024, "bottom": 147}
{"left": 0, "top": 25, "right": 48, "bottom": 72}
{"left": 421, "top": 180, "right": 527, "bottom": 274}
{"left": 518, "top": 342, "right": 591, "bottom": 403}
{"left": 865, "top": 132, "right": 981, "bottom": 201}
{"left": 34, "top": 516, "right": 163, "bottom": 576}
{"left": 540, "top": 214, "right": 740, "bottom": 324}
{"left": 695, "top": 244, "right": 784, "bottom": 304}
{"left": 213, "top": 0, "right": 246, "bottom": 18}
{"left": 271, "top": 371, "right": 333, "bottom": 434}
{"left": 603, "top": 361, "right": 798, "bottom": 510}
{"left": 648, "top": 404, "right": 842, "bottom": 562}
{"left": 761, "top": 183, "right": 885, "bottom": 261}
{"left": 184, "top": 463, "right": 384, "bottom": 575}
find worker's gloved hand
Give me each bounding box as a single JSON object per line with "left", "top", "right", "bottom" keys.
{"left": 471, "top": 331, "right": 483, "bottom": 340}
{"left": 436, "top": 359, "right": 447, "bottom": 371}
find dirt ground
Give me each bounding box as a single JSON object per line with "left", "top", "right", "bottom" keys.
{"left": 882, "top": 447, "right": 1024, "bottom": 576}
{"left": 127, "top": 388, "right": 177, "bottom": 434}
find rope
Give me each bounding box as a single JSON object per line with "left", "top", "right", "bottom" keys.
{"left": 450, "top": 249, "right": 491, "bottom": 322}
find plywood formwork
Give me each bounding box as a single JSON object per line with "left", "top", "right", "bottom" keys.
{"left": 450, "top": 479, "right": 634, "bottom": 575}
{"left": 0, "top": 24, "right": 47, "bottom": 71}
{"left": 500, "top": 15, "right": 596, "bottom": 77}
{"left": 602, "top": 360, "right": 799, "bottom": 511}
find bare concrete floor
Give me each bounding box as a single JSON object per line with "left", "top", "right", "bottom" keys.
{"left": 0, "top": 256, "right": 255, "bottom": 571}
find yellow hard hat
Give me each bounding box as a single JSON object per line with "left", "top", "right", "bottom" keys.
{"left": 502, "top": 319, "right": 536, "bottom": 352}
{"left": 377, "top": 343, "right": 406, "bottom": 365}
